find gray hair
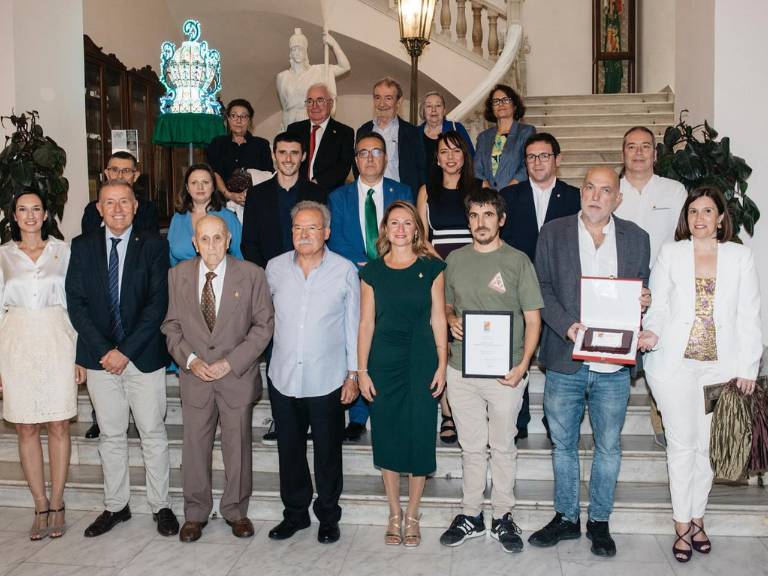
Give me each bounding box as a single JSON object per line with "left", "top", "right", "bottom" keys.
{"left": 291, "top": 200, "right": 331, "bottom": 228}
{"left": 306, "top": 83, "right": 333, "bottom": 99}
{"left": 419, "top": 91, "right": 446, "bottom": 121}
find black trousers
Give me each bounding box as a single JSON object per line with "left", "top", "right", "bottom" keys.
{"left": 269, "top": 381, "right": 345, "bottom": 524}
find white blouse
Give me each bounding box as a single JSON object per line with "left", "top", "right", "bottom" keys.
{"left": 0, "top": 238, "right": 70, "bottom": 318}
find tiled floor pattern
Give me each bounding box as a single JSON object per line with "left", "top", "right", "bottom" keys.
{"left": 0, "top": 507, "right": 766, "bottom": 576}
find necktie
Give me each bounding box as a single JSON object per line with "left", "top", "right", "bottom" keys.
{"left": 364, "top": 188, "right": 379, "bottom": 261}
{"left": 201, "top": 271, "right": 217, "bottom": 332}
{"left": 108, "top": 237, "right": 125, "bottom": 342}
{"left": 308, "top": 124, "right": 320, "bottom": 179}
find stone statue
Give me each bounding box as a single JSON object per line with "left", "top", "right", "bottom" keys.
{"left": 276, "top": 28, "right": 351, "bottom": 129}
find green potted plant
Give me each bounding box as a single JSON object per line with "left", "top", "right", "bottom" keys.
{"left": 0, "top": 110, "right": 68, "bottom": 241}
{"left": 655, "top": 110, "right": 759, "bottom": 238}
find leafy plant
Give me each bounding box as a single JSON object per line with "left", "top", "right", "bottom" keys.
{"left": 655, "top": 110, "right": 759, "bottom": 237}
{"left": 0, "top": 111, "right": 68, "bottom": 241}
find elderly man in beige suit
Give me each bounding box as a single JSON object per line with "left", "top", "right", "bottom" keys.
{"left": 162, "top": 215, "right": 274, "bottom": 543}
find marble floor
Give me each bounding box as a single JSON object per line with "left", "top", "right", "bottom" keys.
{"left": 0, "top": 507, "right": 767, "bottom": 576}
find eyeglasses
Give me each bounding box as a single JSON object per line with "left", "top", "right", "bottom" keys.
{"left": 525, "top": 152, "right": 556, "bottom": 163}
{"left": 305, "top": 97, "right": 330, "bottom": 106}
{"left": 356, "top": 148, "right": 385, "bottom": 158}
{"left": 106, "top": 167, "right": 136, "bottom": 177}
{"left": 228, "top": 113, "right": 250, "bottom": 121}
{"left": 491, "top": 97, "right": 513, "bottom": 107}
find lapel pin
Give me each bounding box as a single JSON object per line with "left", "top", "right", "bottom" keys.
{"left": 234, "top": 291, "right": 240, "bottom": 299}
{"left": 418, "top": 272, "right": 423, "bottom": 278}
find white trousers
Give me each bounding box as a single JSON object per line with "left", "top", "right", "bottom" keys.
{"left": 646, "top": 359, "right": 720, "bottom": 523}
{"left": 446, "top": 365, "right": 527, "bottom": 517}
{"left": 87, "top": 362, "right": 170, "bottom": 513}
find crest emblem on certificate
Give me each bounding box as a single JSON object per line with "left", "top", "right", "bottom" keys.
{"left": 488, "top": 272, "right": 506, "bottom": 294}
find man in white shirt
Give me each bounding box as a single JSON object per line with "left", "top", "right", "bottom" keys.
{"left": 162, "top": 215, "right": 274, "bottom": 543}
{"left": 265, "top": 201, "right": 360, "bottom": 544}
{"left": 529, "top": 167, "right": 650, "bottom": 558}
{"left": 614, "top": 126, "right": 687, "bottom": 447}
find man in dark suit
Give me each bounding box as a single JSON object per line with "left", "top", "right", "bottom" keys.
{"left": 163, "top": 215, "right": 274, "bottom": 543}
{"left": 66, "top": 180, "right": 178, "bottom": 538}
{"left": 242, "top": 132, "right": 327, "bottom": 267}
{"left": 81, "top": 151, "right": 160, "bottom": 235}
{"left": 286, "top": 83, "right": 354, "bottom": 192}
{"left": 328, "top": 131, "right": 413, "bottom": 438}
{"left": 500, "top": 132, "right": 581, "bottom": 440}
{"left": 354, "top": 77, "right": 426, "bottom": 195}
{"left": 528, "top": 167, "right": 650, "bottom": 558}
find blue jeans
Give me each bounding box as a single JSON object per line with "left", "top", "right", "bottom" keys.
{"left": 544, "top": 364, "right": 630, "bottom": 523}
{"left": 348, "top": 395, "right": 369, "bottom": 425}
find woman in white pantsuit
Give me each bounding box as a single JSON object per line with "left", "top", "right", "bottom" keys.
{"left": 638, "top": 186, "right": 762, "bottom": 563}
{"left": 0, "top": 190, "right": 85, "bottom": 540}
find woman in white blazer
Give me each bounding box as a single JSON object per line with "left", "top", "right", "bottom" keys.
{"left": 638, "top": 186, "right": 762, "bottom": 563}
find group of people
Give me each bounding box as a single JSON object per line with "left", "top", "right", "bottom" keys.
{"left": 0, "top": 76, "right": 761, "bottom": 566}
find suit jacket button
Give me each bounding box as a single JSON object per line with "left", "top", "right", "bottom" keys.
{"left": 208, "top": 345, "right": 215, "bottom": 350}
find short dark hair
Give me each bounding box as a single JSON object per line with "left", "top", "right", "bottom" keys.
{"left": 674, "top": 186, "right": 732, "bottom": 243}
{"left": 372, "top": 77, "right": 403, "bottom": 100}
{"left": 484, "top": 84, "right": 526, "bottom": 123}
{"left": 622, "top": 126, "right": 656, "bottom": 148}
{"left": 108, "top": 150, "right": 138, "bottom": 167}
{"left": 428, "top": 131, "right": 475, "bottom": 204}
{"left": 464, "top": 186, "right": 507, "bottom": 220}
{"left": 273, "top": 131, "right": 304, "bottom": 153}
{"left": 355, "top": 131, "right": 387, "bottom": 151}
{"left": 176, "top": 163, "right": 225, "bottom": 214}
{"left": 9, "top": 189, "right": 51, "bottom": 241}
{"left": 226, "top": 98, "right": 254, "bottom": 119}
{"left": 525, "top": 132, "right": 561, "bottom": 157}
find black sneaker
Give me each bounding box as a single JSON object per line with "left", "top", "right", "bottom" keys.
{"left": 586, "top": 519, "right": 616, "bottom": 557}
{"left": 439, "top": 513, "right": 486, "bottom": 547}
{"left": 262, "top": 420, "right": 277, "bottom": 445}
{"left": 528, "top": 512, "right": 581, "bottom": 547}
{"left": 490, "top": 512, "right": 523, "bottom": 553}
{"left": 343, "top": 422, "right": 367, "bottom": 442}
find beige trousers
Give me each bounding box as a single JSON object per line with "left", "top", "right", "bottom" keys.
{"left": 446, "top": 365, "right": 527, "bottom": 518}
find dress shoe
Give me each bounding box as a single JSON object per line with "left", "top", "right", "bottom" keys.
{"left": 179, "top": 520, "right": 207, "bottom": 543}
{"left": 318, "top": 522, "right": 340, "bottom": 543}
{"left": 268, "top": 518, "right": 311, "bottom": 540}
{"left": 226, "top": 517, "right": 255, "bottom": 538}
{"left": 586, "top": 519, "right": 616, "bottom": 557}
{"left": 84, "top": 422, "right": 100, "bottom": 439}
{"left": 83, "top": 505, "right": 131, "bottom": 537}
{"left": 153, "top": 507, "right": 180, "bottom": 536}
{"left": 343, "top": 422, "right": 366, "bottom": 442}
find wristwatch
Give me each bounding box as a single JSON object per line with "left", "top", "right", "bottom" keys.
{"left": 346, "top": 371, "right": 359, "bottom": 382}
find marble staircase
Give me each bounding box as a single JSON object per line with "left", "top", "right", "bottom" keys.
{"left": 1, "top": 366, "right": 766, "bottom": 536}
{"left": 524, "top": 91, "right": 675, "bottom": 186}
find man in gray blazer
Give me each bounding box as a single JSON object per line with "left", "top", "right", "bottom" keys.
{"left": 162, "top": 215, "right": 274, "bottom": 542}
{"left": 528, "top": 167, "right": 650, "bottom": 558}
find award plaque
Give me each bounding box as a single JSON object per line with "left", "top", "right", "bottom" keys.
{"left": 462, "top": 311, "right": 513, "bottom": 378}
{"left": 582, "top": 328, "right": 633, "bottom": 354}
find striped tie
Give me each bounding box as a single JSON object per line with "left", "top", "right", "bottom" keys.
{"left": 108, "top": 238, "right": 125, "bottom": 342}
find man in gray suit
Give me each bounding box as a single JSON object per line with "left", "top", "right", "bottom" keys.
{"left": 162, "top": 215, "right": 274, "bottom": 542}
{"left": 528, "top": 167, "right": 650, "bottom": 558}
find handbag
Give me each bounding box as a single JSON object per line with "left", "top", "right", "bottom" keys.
{"left": 709, "top": 379, "right": 753, "bottom": 483}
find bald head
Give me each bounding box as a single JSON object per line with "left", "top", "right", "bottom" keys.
{"left": 193, "top": 215, "right": 231, "bottom": 270}
{"left": 580, "top": 166, "right": 622, "bottom": 227}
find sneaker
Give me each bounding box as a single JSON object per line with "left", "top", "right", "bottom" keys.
{"left": 262, "top": 420, "right": 277, "bottom": 445}
{"left": 490, "top": 513, "right": 523, "bottom": 553}
{"left": 439, "top": 513, "right": 486, "bottom": 547}
{"left": 343, "top": 422, "right": 367, "bottom": 442}
{"left": 528, "top": 512, "right": 581, "bottom": 547}
{"left": 586, "top": 519, "right": 616, "bottom": 557}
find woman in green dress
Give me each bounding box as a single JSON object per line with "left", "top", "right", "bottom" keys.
{"left": 358, "top": 200, "right": 448, "bottom": 548}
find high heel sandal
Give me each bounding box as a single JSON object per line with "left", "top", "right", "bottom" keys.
{"left": 48, "top": 503, "right": 66, "bottom": 538}
{"left": 690, "top": 520, "right": 712, "bottom": 554}
{"left": 30, "top": 500, "right": 50, "bottom": 541}
{"left": 672, "top": 525, "right": 692, "bottom": 563}
{"left": 385, "top": 509, "right": 403, "bottom": 545}
{"left": 403, "top": 514, "right": 422, "bottom": 547}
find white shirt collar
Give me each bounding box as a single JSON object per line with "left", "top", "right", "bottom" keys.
{"left": 577, "top": 211, "right": 615, "bottom": 236}
{"left": 199, "top": 255, "right": 227, "bottom": 279}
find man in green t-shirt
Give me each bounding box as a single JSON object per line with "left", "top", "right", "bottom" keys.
{"left": 440, "top": 187, "right": 543, "bottom": 554}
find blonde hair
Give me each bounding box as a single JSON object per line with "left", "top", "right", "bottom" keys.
{"left": 375, "top": 200, "right": 431, "bottom": 258}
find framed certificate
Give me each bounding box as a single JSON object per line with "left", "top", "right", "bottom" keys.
{"left": 462, "top": 311, "right": 513, "bottom": 378}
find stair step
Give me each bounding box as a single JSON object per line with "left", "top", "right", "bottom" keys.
{"left": 526, "top": 102, "right": 673, "bottom": 116}
{"left": 526, "top": 92, "right": 673, "bottom": 105}
{"left": 538, "top": 124, "right": 671, "bottom": 138}
{"left": 559, "top": 149, "right": 623, "bottom": 163}
{"left": 0, "top": 422, "right": 669, "bottom": 483}
{"left": 1, "top": 463, "right": 764, "bottom": 535}
{"left": 527, "top": 112, "right": 674, "bottom": 127}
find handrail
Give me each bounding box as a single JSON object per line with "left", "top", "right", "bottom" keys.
{"left": 446, "top": 22, "right": 522, "bottom": 122}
